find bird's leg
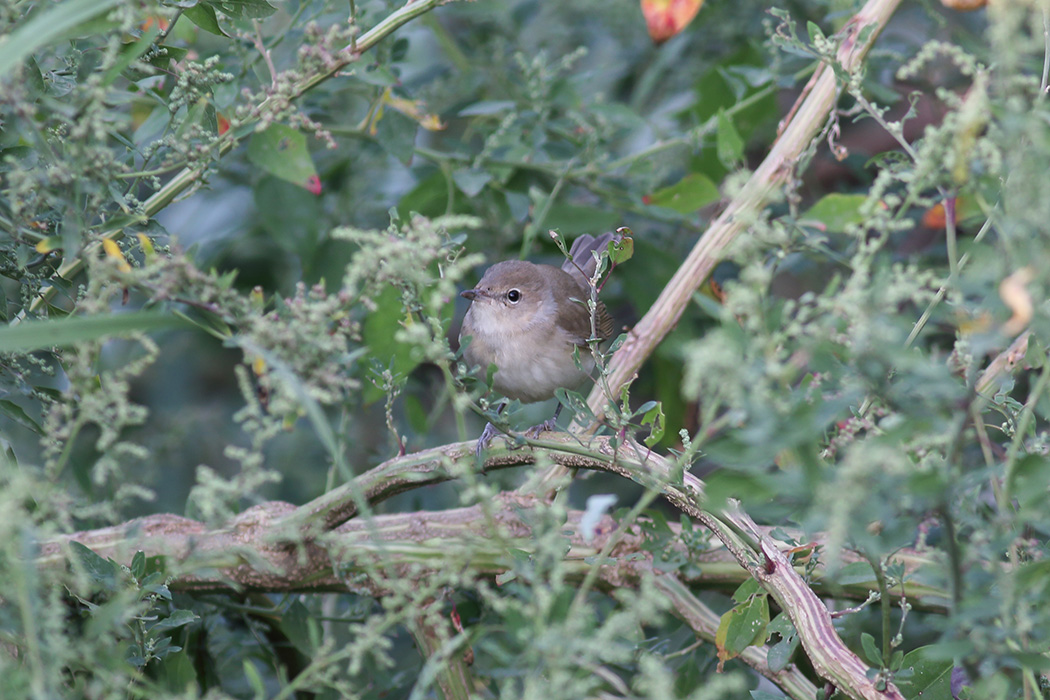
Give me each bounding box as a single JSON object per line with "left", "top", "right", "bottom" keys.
{"left": 475, "top": 401, "right": 508, "bottom": 457}
{"left": 524, "top": 402, "right": 563, "bottom": 439}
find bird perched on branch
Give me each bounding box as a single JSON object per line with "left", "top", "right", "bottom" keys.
{"left": 460, "top": 232, "right": 618, "bottom": 455}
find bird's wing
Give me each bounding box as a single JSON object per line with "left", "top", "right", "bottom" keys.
{"left": 549, "top": 269, "right": 615, "bottom": 344}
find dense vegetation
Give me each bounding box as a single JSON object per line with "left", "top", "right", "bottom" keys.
{"left": 1, "top": 0, "right": 1048, "bottom": 698}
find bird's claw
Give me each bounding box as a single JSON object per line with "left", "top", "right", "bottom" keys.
{"left": 475, "top": 421, "right": 501, "bottom": 458}
{"left": 475, "top": 414, "right": 557, "bottom": 457}
{"left": 524, "top": 417, "right": 558, "bottom": 439}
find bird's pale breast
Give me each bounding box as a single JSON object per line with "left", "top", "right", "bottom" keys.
{"left": 461, "top": 289, "right": 594, "bottom": 403}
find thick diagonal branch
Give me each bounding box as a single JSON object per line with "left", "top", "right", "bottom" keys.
{"left": 572, "top": 0, "right": 903, "bottom": 432}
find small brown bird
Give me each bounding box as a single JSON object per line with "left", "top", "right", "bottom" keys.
{"left": 459, "top": 233, "right": 617, "bottom": 454}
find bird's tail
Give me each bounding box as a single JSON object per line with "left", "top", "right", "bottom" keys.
{"left": 561, "top": 231, "right": 620, "bottom": 287}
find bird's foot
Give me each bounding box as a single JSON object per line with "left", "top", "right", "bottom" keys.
{"left": 475, "top": 421, "right": 503, "bottom": 457}
{"left": 524, "top": 416, "right": 558, "bottom": 439}
{"left": 475, "top": 413, "right": 558, "bottom": 457}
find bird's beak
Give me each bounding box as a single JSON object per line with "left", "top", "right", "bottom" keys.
{"left": 460, "top": 289, "right": 479, "bottom": 301}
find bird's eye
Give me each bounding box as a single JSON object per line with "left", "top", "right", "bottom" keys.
{"left": 507, "top": 289, "right": 521, "bottom": 303}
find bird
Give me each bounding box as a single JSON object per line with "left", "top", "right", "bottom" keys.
{"left": 459, "top": 232, "right": 617, "bottom": 454}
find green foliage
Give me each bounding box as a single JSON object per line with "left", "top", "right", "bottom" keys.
{"left": 1, "top": 0, "right": 1049, "bottom": 698}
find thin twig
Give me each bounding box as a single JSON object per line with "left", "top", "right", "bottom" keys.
{"left": 252, "top": 19, "right": 278, "bottom": 89}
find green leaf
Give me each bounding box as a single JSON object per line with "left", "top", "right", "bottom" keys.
{"left": 247, "top": 124, "right": 321, "bottom": 193}
{"left": 0, "top": 312, "right": 183, "bottom": 353}
{"left": 204, "top": 0, "right": 277, "bottom": 19}
{"left": 21, "top": 55, "right": 48, "bottom": 101}
{"left": 131, "top": 551, "right": 146, "bottom": 580}
{"left": 645, "top": 173, "right": 720, "bottom": 214}
{"left": 280, "top": 600, "right": 315, "bottom": 654}
{"left": 374, "top": 109, "right": 419, "bottom": 165}
{"left": 183, "top": 4, "right": 229, "bottom": 36}
{"left": 69, "top": 541, "right": 119, "bottom": 590}
{"left": 896, "top": 646, "right": 954, "bottom": 700}
{"left": 356, "top": 64, "right": 401, "bottom": 87}
{"left": 243, "top": 660, "right": 266, "bottom": 697}
{"left": 799, "top": 193, "right": 868, "bottom": 233}
{"left": 0, "top": 399, "right": 43, "bottom": 434}
{"left": 860, "top": 631, "right": 882, "bottom": 667}
{"left": 362, "top": 286, "right": 421, "bottom": 403}
{"left": 607, "top": 230, "right": 634, "bottom": 264}
{"left": 397, "top": 171, "right": 457, "bottom": 219}
{"left": 731, "top": 578, "right": 763, "bottom": 604}
{"left": 715, "top": 592, "right": 769, "bottom": 660}
{"left": 151, "top": 609, "right": 199, "bottom": 632}
{"left": 253, "top": 175, "right": 324, "bottom": 253}
{"left": 452, "top": 168, "right": 493, "bottom": 197}
{"left": 103, "top": 27, "right": 161, "bottom": 86}
{"left": 641, "top": 401, "right": 665, "bottom": 447}
{"left": 555, "top": 388, "right": 596, "bottom": 424}
{"left": 807, "top": 21, "right": 826, "bottom": 44}
{"left": 155, "top": 648, "right": 198, "bottom": 692}
{"left": 175, "top": 100, "right": 218, "bottom": 140}
{"left": 0, "top": 0, "right": 125, "bottom": 78}
{"left": 1006, "top": 454, "right": 1050, "bottom": 512}
{"left": 765, "top": 613, "right": 799, "bottom": 673}
{"left": 716, "top": 110, "right": 745, "bottom": 169}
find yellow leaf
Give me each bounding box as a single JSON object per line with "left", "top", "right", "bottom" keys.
{"left": 385, "top": 92, "right": 446, "bottom": 131}
{"left": 136, "top": 233, "right": 155, "bottom": 260}
{"left": 252, "top": 355, "right": 266, "bottom": 376}
{"left": 956, "top": 310, "right": 992, "bottom": 335}
{"left": 35, "top": 237, "right": 61, "bottom": 254}
{"left": 641, "top": 0, "right": 704, "bottom": 44}
{"left": 418, "top": 114, "right": 445, "bottom": 132}
{"left": 102, "top": 238, "right": 132, "bottom": 273}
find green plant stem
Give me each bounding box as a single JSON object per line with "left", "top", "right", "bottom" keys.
{"left": 14, "top": 556, "right": 47, "bottom": 699}
{"left": 50, "top": 418, "right": 84, "bottom": 480}
{"left": 862, "top": 549, "right": 892, "bottom": 668}
{"left": 904, "top": 210, "right": 995, "bottom": 348}
{"left": 409, "top": 616, "right": 474, "bottom": 700}
{"left": 413, "top": 72, "right": 783, "bottom": 188}
{"left": 850, "top": 92, "right": 919, "bottom": 162}
{"left": 521, "top": 157, "right": 575, "bottom": 258}
{"left": 113, "top": 161, "right": 193, "bottom": 180}
{"left": 605, "top": 78, "right": 787, "bottom": 172}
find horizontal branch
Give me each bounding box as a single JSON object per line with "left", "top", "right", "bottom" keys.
{"left": 39, "top": 433, "right": 935, "bottom": 698}
{"left": 42, "top": 495, "right": 822, "bottom": 697}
